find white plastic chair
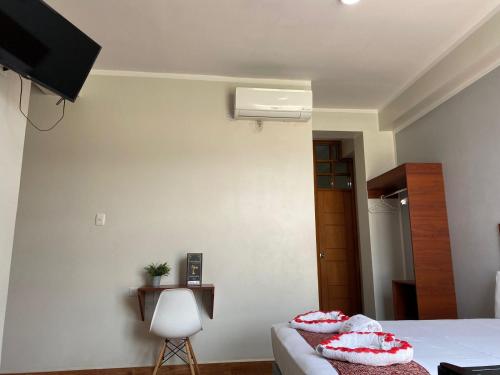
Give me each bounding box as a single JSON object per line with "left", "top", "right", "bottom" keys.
{"left": 150, "top": 289, "right": 202, "bottom": 375}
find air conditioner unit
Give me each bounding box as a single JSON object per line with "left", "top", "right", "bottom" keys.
{"left": 234, "top": 87, "right": 312, "bottom": 122}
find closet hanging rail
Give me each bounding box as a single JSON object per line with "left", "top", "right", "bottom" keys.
{"left": 381, "top": 188, "right": 407, "bottom": 199}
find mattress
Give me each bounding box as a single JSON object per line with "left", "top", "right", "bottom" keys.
{"left": 272, "top": 319, "right": 500, "bottom": 375}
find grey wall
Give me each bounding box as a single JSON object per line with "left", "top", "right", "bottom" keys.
{"left": 396, "top": 66, "right": 500, "bottom": 318}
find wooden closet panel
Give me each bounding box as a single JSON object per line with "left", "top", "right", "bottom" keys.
{"left": 406, "top": 164, "right": 457, "bottom": 319}
{"left": 367, "top": 163, "right": 457, "bottom": 320}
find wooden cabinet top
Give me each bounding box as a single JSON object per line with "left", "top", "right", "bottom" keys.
{"left": 367, "top": 163, "right": 442, "bottom": 198}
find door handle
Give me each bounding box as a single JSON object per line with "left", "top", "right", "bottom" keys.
{"left": 319, "top": 252, "right": 325, "bottom": 259}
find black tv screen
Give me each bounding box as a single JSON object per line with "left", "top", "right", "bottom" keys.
{"left": 0, "top": 0, "right": 101, "bottom": 102}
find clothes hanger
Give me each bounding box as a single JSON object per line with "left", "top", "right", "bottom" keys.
{"left": 368, "top": 197, "right": 398, "bottom": 213}
{"left": 368, "top": 188, "right": 408, "bottom": 214}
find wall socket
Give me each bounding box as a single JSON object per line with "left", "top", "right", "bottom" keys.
{"left": 128, "top": 287, "right": 137, "bottom": 297}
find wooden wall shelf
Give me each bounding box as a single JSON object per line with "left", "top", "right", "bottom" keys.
{"left": 137, "top": 284, "right": 215, "bottom": 321}
{"left": 368, "top": 163, "right": 457, "bottom": 320}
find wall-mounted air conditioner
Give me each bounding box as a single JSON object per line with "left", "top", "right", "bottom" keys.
{"left": 234, "top": 87, "right": 312, "bottom": 122}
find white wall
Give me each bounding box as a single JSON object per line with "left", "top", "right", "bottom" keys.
{"left": 0, "top": 71, "right": 30, "bottom": 367}
{"left": 312, "top": 111, "right": 397, "bottom": 319}
{"left": 1, "top": 75, "right": 318, "bottom": 372}
{"left": 368, "top": 201, "right": 405, "bottom": 320}
{"left": 395, "top": 66, "right": 500, "bottom": 318}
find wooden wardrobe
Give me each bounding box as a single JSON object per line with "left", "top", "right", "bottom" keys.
{"left": 367, "top": 163, "right": 457, "bottom": 320}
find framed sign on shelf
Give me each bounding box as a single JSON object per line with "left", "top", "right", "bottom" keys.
{"left": 187, "top": 253, "right": 202, "bottom": 286}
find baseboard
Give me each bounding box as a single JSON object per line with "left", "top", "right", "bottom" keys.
{"left": 2, "top": 361, "right": 273, "bottom": 375}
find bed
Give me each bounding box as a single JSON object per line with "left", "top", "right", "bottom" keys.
{"left": 272, "top": 319, "right": 500, "bottom": 375}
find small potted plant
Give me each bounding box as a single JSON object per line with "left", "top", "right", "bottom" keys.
{"left": 144, "top": 262, "right": 171, "bottom": 287}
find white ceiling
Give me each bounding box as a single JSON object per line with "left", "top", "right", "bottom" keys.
{"left": 47, "top": 0, "right": 500, "bottom": 109}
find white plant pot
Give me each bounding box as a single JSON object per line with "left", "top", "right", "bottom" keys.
{"left": 151, "top": 276, "right": 162, "bottom": 287}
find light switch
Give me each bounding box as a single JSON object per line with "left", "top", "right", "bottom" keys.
{"left": 95, "top": 213, "right": 106, "bottom": 226}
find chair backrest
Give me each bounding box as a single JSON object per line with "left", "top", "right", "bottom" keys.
{"left": 150, "top": 289, "right": 202, "bottom": 339}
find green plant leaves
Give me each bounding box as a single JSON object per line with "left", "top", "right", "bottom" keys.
{"left": 144, "top": 262, "right": 171, "bottom": 277}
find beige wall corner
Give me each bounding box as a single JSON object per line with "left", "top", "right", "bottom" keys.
{"left": 379, "top": 7, "right": 500, "bottom": 131}
{"left": 312, "top": 110, "right": 396, "bottom": 319}
{"left": 313, "top": 110, "right": 395, "bottom": 180}
{"left": 0, "top": 71, "right": 30, "bottom": 367}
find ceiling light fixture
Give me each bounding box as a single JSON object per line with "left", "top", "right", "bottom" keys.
{"left": 340, "top": 0, "right": 361, "bottom": 5}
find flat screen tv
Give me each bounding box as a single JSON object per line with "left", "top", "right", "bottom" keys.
{"left": 0, "top": 0, "right": 101, "bottom": 102}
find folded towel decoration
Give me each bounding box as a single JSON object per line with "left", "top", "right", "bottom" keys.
{"left": 316, "top": 331, "right": 414, "bottom": 367}
{"left": 298, "top": 329, "right": 427, "bottom": 373}
{"left": 340, "top": 314, "right": 383, "bottom": 333}
{"left": 291, "top": 310, "right": 415, "bottom": 367}
{"left": 290, "top": 310, "right": 349, "bottom": 333}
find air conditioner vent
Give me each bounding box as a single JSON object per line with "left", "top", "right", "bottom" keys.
{"left": 234, "top": 87, "right": 312, "bottom": 122}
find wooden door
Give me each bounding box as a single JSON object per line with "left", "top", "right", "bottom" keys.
{"left": 313, "top": 141, "right": 362, "bottom": 315}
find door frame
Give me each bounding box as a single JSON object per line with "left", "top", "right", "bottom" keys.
{"left": 312, "top": 140, "right": 363, "bottom": 312}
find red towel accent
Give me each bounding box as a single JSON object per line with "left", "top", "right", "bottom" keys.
{"left": 297, "top": 329, "right": 430, "bottom": 375}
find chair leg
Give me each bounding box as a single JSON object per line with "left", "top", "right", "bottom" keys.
{"left": 186, "top": 338, "right": 200, "bottom": 375}
{"left": 152, "top": 339, "right": 167, "bottom": 375}
{"left": 185, "top": 338, "right": 196, "bottom": 375}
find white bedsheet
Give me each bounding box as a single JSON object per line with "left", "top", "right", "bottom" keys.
{"left": 272, "top": 319, "right": 500, "bottom": 375}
